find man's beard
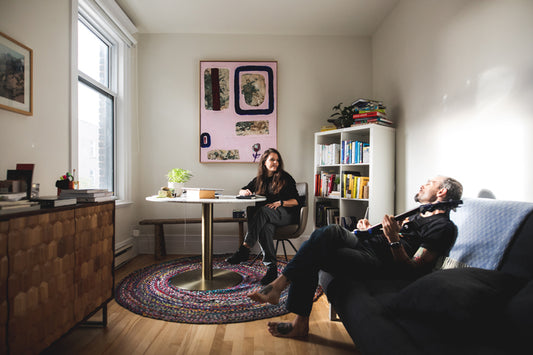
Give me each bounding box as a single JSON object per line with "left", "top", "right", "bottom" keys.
{"left": 414, "top": 192, "right": 437, "bottom": 204}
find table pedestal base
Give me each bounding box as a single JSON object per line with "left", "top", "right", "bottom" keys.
{"left": 169, "top": 269, "right": 243, "bottom": 291}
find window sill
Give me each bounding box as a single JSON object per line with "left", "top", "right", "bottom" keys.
{"left": 116, "top": 199, "right": 134, "bottom": 208}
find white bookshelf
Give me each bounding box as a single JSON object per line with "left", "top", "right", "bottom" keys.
{"left": 314, "top": 124, "right": 395, "bottom": 226}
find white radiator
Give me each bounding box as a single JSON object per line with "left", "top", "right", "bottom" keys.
{"left": 115, "top": 238, "right": 135, "bottom": 269}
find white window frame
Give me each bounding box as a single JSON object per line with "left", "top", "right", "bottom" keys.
{"left": 71, "top": 0, "right": 137, "bottom": 205}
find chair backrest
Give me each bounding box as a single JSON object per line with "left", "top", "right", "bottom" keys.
{"left": 274, "top": 182, "right": 309, "bottom": 240}
{"left": 295, "top": 182, "right": 308, "bottom": 206}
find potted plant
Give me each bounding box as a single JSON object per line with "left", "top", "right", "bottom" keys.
{"left": 166, "top": 168, "right": 192, "bottom": 197}
{"left": 327, "top": 102, "right": 357, "bottom": 128}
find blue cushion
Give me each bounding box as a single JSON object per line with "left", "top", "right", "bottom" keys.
{"left": 449, "top": 198, "right": 533, "bottom": 270}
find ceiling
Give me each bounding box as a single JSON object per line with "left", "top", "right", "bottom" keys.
{"left": 115, "top": 0, "right": 399, "bottom": 36}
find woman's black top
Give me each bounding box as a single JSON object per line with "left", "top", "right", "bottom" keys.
{"left": 242, "top": 171, "right": 300, "bottom": 213}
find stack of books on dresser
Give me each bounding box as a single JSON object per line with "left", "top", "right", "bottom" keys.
{"left": 0, "top": 200, "right": 40, "bottom": 215}
{"left": 59, "top": 189, "right": 115, "bottom": 202}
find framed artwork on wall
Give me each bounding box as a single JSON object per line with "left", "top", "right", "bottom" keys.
{"left": 199, "top": 61, "right": 277, "bottom": 163}
{"left": 0, "top": 32, "right": 33, "bottom": 115}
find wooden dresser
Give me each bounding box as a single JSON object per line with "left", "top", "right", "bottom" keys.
{"left": 0, "top": 201, "right": 114, "bottom": 354}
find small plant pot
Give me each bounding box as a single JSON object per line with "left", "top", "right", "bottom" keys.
{"left": 168, "top": 182, "right": 184, "bottom": 197}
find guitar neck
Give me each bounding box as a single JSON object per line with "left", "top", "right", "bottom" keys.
{"left": 356, "top": 200, "right": 462, "bottom": 237}
{"left": 369, "top": 206, "right": 420, "bottom": 231}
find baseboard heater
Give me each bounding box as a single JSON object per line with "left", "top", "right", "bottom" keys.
{"left": 115, "top": 243, "right": 134, "bottom": 269}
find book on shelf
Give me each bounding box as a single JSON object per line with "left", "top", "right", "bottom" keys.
{"left": 35, "top": 196, "right": 77, "bottom": 208}
{"left": 326, "top": 207, "right": 340, "bottom": 225}
{"left": 315, "top": 201, "right": 339, "bottom": 227}
{"left": 318, "top": 143, "right": 340, "bottom": 165}
{"left": 315, "top": 172, "right": 339, "bottom": 197}
{"left": 341, "top": 140, "right": 369, "bottom": 164}
{"left": 320, "top": 125, "right": 337, "bottom": 132}
{"left": 351, "top": 118, "right": 394, "bottom": 127}
{"left": 351, "top": 98, "right": 384, "bottom": 109}
{"left": 343, "top": 173, "right": 369, "bottom": 199}
{"left": 353, "top": 111, "right": 387, "bottom": 119}
{"left": 358, "top": 177, "right": 370, "bottom": 199}
{"left": 362, "top": 145, "right": 370, "bottom": 164}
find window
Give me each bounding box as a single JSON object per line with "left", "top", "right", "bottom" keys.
{"left": 77, "top": 18, "right": 115, "bottom": 191}
{"left": 74, "top": 0, "right": 136, "bottom": 202}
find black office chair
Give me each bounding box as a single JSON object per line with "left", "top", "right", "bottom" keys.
{"left": 248, "top": 182, "right": 309, "bottom": 263}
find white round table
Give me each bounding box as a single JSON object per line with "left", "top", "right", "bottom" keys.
{"left": 146, "top": 194, "right": 266, "bottom": 290}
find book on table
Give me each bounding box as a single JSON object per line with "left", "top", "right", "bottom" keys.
{"left": 183, "top": 188, "right": 223, "bottom": 199}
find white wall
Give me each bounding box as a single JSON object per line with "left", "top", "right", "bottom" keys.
{"left": 373, "top": 0, "right": 533, "bottom": 212}
{"left": 0, "top": 0, "right": 71, "bottom": 190}
{"left": 135, "top": 33, "right": 373, "bottom": 253}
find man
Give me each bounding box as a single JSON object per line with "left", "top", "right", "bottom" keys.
{"left": 248, "top": 176, "right": 463, "bottom": 338}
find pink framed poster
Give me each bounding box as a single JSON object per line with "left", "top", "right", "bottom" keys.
{"left": 199, "top": 61, "right": 277, "bottom": 163}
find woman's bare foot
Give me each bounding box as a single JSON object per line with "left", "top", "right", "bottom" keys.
{"left": 267, "top": 316, "right": 309, "bottom": 338}
{"left": 247, "top": 275, "right": 290, "bottom": 305}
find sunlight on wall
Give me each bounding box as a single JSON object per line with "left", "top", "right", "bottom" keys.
{"left": 436, "top": 66, "right": 526, "bottom": 201}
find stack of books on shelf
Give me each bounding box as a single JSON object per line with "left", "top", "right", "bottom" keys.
{"left": 350, "top": 98, "right": 393, "bottom": 127}
{"left": 317, "top": 143, "right": 341, "bottom": 165}
{"left": 343, "top": 173, "right": 370, "bottom": 199}
{"left": 59, "top": 189, "right": 115, "bottom": 202}
{"left": 342, "top": 140, "right": 370, "bottom": 164}
{"left": 315, "top": 172, "right": 340, "bottom": 197}
{"left": 315, "top": 201, "right": 339, "bottom": 227}
{"left": 0, "top": 200, "right": 40, "bottom": 215}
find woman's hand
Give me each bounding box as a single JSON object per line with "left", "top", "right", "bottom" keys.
{"left": 239, "top": 189, "right": 253, "bottom": 196}
{"left": 266, "top": 201, "right": 282, "bottom": 209}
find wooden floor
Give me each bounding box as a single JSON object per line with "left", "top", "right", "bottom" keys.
{"left": 43, "top": 254, "right": 359, "bottom": 355}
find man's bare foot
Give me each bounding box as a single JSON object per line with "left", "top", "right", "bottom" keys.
{"left": 247, "top": 274, "right": 290, "bottom": 305}
{"left": 248, "top": 284, "right": 281, "bottom": 305}
{"left": 267, "top": 320, "right": 309, "bottom": 338}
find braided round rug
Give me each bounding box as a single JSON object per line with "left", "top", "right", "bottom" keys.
{"left": 115, "top": 254, "right": 323, "bottom": 324}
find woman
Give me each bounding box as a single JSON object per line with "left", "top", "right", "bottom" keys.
{"left": 226, "top": 148, "right": 300, "bottom": 285}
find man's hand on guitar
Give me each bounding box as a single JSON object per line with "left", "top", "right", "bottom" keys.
{"left": 357, "top": 219, "right": 372, "bottom": 230}
{"left": 382, "top": 215, "right": 401, "bottom": 243}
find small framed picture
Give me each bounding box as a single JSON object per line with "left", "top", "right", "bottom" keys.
{"left": 0, "top": 32, "right": 33, "bottom": 115}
